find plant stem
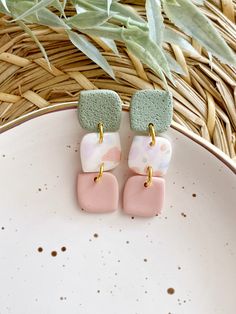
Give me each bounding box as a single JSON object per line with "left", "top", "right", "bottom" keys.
{"left": 113, "top": 14, "right": 148, "bottom": 31}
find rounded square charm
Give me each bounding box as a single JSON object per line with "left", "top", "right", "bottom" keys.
{"left": 80, "top": 132, "right": 121, "bottom": 172}
{"left": 128, "top": 136, "right": 172, "bottom": 176}
{"left": 78, "top": 90, "right": 122, "bottom": 132}
{"left": 123, "top": 176, "right": 165, "bottom": 217}
{"left": 130, "top": 90, "right": 173, "bottom": 134}
{"left": 77, "top": 173, "right": 119, "bottom": 213}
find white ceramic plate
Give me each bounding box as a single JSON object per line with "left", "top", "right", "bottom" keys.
{"left": 0, "top": 107, "right": 236, "bottom": 314}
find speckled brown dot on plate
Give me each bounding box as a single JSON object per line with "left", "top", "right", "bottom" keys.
{"left": 167, "top": 288, "right": 175, "bottom": 295}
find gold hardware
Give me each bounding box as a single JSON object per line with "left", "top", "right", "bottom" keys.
{"left": 94, "top": 163, "right": 104, "bottom": 183}
{"left": 144, "top": 166, "right": 153, "bottom": 188}
{"left": 148, "top": 123, "right": 156, "bottom": 146}
{"left": 98, "top": 122, "right": 104, "bottom": 144}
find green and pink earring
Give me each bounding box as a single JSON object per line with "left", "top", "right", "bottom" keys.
{"left": 77, "top": 90, "right": 122, "bottom": 213}
{"left": 123, "top": 90, "right": 173, "bottom": 217}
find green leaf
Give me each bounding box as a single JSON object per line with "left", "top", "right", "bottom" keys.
{"left": 68, "top": 11, "right": 113, "bottom": 29}
{"left": 124, "top": 27, "right": 173, "bottom": 82}
{"left": 164, "top": 28, "right": 200, "bottom": 56}
{"left": 107, "top": 0, "right": 112, "bottom": 15}
{"left": 192, "top": 0, "right": 204, "bottom": 5}
{"left": 99, "top": 0, "right": 120, "bottom": 5}
{"left": 17, "top": 20, "right": 50, "bottom": 68}
{"left": 0, "top": 0, "right": 9, "bottom": 13}
{"left": 9, "top": 1, "right": 69, "bottom": 29}
{"left": 12, "top": 0, "right": 55, "bottom": 20}
{"left": 0, "top": 4, "right": 8, "bottom": 14}
{"left": 101, "top": 37, "right": 119, "bottom": 55}
{"left": 76, "top": 0, "right": 147, "bottom": 30}
{"left": 162, "top": 0, "right": 236, "bottom": 66}
{"left": 164, "top": 0, "right": 179, "bottom": 5}
{"left": 34, "top": 9, "right": 69, "bottom": 28}
{"left": 52, "top": 0, "right": 66, "bottom": 17}
{"left": 146, "top": 0, "right": 164, "bottom": 45}
{"left": 78, "top": 0, "right": 118, "bottom": 8}
{"left": 122, "top": 28, "right": 174, "bottom": 86}
{"left": 111, "top": 2, "right": 145, "bottom": 23}
{"left": 62, "top": 0, "right": 67, "bottom": 10}
{"left": 74, "top": 3, "right": 86, "bottom": 14}
{"left": 80, "top": 23, "right": 123, "bottom": 41}
{"left": 164, "top": 51, "right": 186, "bottom": 75}
{"left": 84, "top": 0, "right": 144, "bottom": 22}
{"left": 124, "top": 36, "right": 168, "bottom": 87}
{"left": 67, "top": 30, "right": 115, "bottom": 79}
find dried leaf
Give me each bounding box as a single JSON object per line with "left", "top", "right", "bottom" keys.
{"left": 17, "top": 20, "right": 50, "bottom": 68}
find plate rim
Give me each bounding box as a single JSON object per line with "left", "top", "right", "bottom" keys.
{"left": 0, "top": 102, "right": 235, "bottom": 174}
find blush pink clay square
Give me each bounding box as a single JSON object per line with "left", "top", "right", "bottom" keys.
{"left": 123, "top": 176, "right": 165, "bottom": 217}
{"left": 77, "top": 172, "right": 119, "bottom": 213}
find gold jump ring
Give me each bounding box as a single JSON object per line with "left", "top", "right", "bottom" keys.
{"left": 94, "top": 163, "right": 104, "bottom": 183}
{"left": 148, "top": 123, "right": 156, "bottom": 146}
{"left": 144, "top": 166, "right": 153, "bottom": 188}
{"left": 98, "top": 122, "right": 104, "bottom": 144}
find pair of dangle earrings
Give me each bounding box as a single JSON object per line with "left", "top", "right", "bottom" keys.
{"left": 77, "top": 89, "right": 173, "bottom": 218}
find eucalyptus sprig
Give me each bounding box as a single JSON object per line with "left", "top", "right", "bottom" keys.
{"left": 0, "top": 0, "right": 235, "bottom": 87}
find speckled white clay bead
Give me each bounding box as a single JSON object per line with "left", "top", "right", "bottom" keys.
{"left": 80, "top": 132, "right": 121, "bottom": 172}
{"left": 128, "top": 136, "right": 172, "bottom": 176}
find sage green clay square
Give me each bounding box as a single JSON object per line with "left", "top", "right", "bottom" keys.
{"left": 130, "top": 90, "right": 173, "bottom": 134}
{"left": 78, "top": 90, "right": 122, "bottom": 132}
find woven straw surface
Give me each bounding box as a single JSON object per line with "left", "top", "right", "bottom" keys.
{"left": 0, "top": 0, "right": 236, "bottom": 160}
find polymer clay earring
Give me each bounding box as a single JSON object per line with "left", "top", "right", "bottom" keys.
{"left": 123, "top": 90, "right": 173, "bottom": 217}
{"left": 77, "top": 90, "right": 122, "bottom": 213}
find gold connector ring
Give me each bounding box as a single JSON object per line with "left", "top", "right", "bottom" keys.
{"left": 94, "top": 163, "right": 104, "bottom": 183}
{"left": 144, "top": 166, "right": 153, "bottom": 188}
{"left": 98, "top": 122, "right": 104, "bottom": 144}
{"left": 148, "top": 123, "right": 156, "bottom": 146}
